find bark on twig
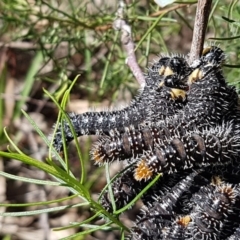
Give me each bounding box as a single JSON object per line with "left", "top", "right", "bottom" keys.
{"left": 188, "top": 0, "right": 213, "bottom": 64}
{"left": 113, "top": 0, "right": 146, "bottom": 87}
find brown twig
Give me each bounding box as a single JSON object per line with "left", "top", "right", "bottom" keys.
{"left": 113, "top": 0, "right": 146, "bottom": 87}
{"left": 188, "top": 0, "right": 213, "bottom": 64}
{"left": 150, "top": 3, "right": 190, "bottom": 17}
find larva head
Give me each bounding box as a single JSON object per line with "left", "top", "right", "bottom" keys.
{"left": 90, "top": 144, "right": 107, "bottom": 165}
{"left": 90, "top": 139, "right": 119, "bottom": 165}
{"left": 202, "top": 46, "right": 225, "bottom": 67}
{"left": 188, "top": 46, "right": 225, "bottom": 84}
{"left": 149, "top": 56, "right": 191, "bottom": 91}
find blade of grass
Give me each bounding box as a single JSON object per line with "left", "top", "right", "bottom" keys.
{"left": 0, "top": 170, "right": 60, "bottom": 186}
{"left": 105, "top": 163, "right": 116, "bottom": 212}
{"left": 0, "top": 202, "right": 87, "bottom": 217}
{"left": 135, "top": 13, "right": 166, "bottom": 51}
{"left": 0, "top": 149, "right": 128, "bottom": 229}
{"left": 54, "top": 210, "right": 102, "bottom": 231}
{"left": 45, "top": 75, "right": 86, "bottom": 184}
{"left": 59, "top": 221, "right": 115, "bottom": 240}
{"left": 209, "top": 35, "right": 240, "bottom": 40}
{"left": 0, "top": 194, "right": 80, "bottom": 208}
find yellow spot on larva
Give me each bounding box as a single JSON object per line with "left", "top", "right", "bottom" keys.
{"left": 177, "top": 215, "right": 191, "bottom": 227}
{"left": 170, "top": 88, "right": 186, "bottom": 100}
{"left": 92, "top": 149, "right": 104, "bottom": 164}
{"left": 158, "top": 66, "right": 166, "bottom": 76}
{"left": 164, "top": 66, "right": 174, "bottom": 76}
{"left": 159, "top": 80, "right": 165, "bottom": 87}
{"left": 202, "top": 47, "right": 211, "bottom": 56}
{"left": 134, "top": 159, "right": 153, "bottom": 181}
{"left": 159, "top": 66, "right": 173, "bottom": 77}
{"left": 188, "top": 68, "right": 203, "bottom": 84}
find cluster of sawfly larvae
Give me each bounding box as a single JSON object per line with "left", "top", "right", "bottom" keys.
{"left": 51, "top": 46, "right": 240, "bottom": 239}
{"left": 52, "top": 55, "right": 192, "bottom": 152}
{"left": 128, "top": 167, "right": 240, "bottom": 240}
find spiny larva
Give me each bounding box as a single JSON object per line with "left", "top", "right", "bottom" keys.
{"left": 50, "top": 55, "right": 191, "bottom": 152}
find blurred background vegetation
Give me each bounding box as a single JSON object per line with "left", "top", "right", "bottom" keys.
{"left": 0, "top": 0, "right": 239, "bottom": 239}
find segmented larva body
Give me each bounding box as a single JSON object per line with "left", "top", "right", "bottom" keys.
{"left": 91, "top": 57, "right": 239, "bottom": 168}
{"left": 134, "top": 123, "right": 240, "bottom": 181}
{"left": 91, "top": 125, "right": 168, "bottom": 164}
{"left": 51, "top": 56, "right": 191, "bottom": 152}
{"left": 141, "top": 169, "right": 196, "bottom": 206}
{"left": 185, "top": 183, "right": 239, "bottom": 240}
{"left": 92, "top": 120, "right": 240, "bottom": 180}
{"left": 130, "top": 174, "right": 240, "bottom": 240}
{"left": 186, "top": 46, "right": 240, "bottom": 129}
{"left": 102, "top": 143, "right": 239, "bottom": 214}
{"left": 162, "top": 216, "right": 190, "bottom": 240}
{"left": 101, "top": 167, "right": 193, "bottom": 212}
{"left": 186, "top": 71, "right": 239, "bottom": 127}
{"left": 101, "top": 166, "right": 213, "bottom": 213}
{"left": 129, "top": 171, "right": 200, "bottom": 240}
{"left": 185, "top": 47, "right": 238, "bottom": 128}
{"left": 166, "top": 170, "right": 212, "bottom": 215}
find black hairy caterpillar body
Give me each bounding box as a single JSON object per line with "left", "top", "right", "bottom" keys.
{"left": 140, "top": 169, "right": 197, "bottom": 206}
{"left": 210, "top": 161, "right": 240, "bottom": 185}
{"left": 162, "top": 216, "right": 190, "bottom": 240}
{"left": 147, "top": 46, "right": 237, "bottom": 125}
{"left": 101, "top": 164, "right": 215, "bottom": 213}
{"left": 51, "top": 56, "right": 191, "bottom": 152}
{"left": 101, "top": 167, "right": 194, "bottom": 212}
{"left": 185, "top": 183, "right": 240, "bottom": 240}
{"left": 129, "top": 173, "right": 240, "bottom": 240}
{"left": 91, "top": 119, "right": 240, "bottom": 178}
{"left": 162, "top": 170, "right": 212, "bottom": 215}
{"left": 91, "top": 50, "right": 239, "bottom": 168}
{"left": 140, "top": 167, "right": 231, "bottom": 215}
{"left": 134, "top": 123, "right": 240, "bottom": 181}
{"left": 129, "top": 171, "right": 201, "bottom": 240}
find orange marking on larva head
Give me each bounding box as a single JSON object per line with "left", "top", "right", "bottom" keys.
{"left": 170, "top": 88, "right": 186, "bottom": 100}
{"left": 134, "top": 159, "right": 153, "bottom": 181}
{"left": 202, "top": 47, "right": 211, "bottom": 56}
{"left": 164, "top": 66, "right": 174, "bottom": 76}
{"left": 188, "top": 68, "right": 203, "bottom": 84}
{"left": 177, "top": 215, "right": 191, "bottom": 227}
{"left": 158, "top": 66, "right": 166, "bottom": 76}
{"left": 91, "top": 149, "right": 104, "bottom": 164}
{"left": 159, "top": 81, "right": 165, "bottom": 87}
